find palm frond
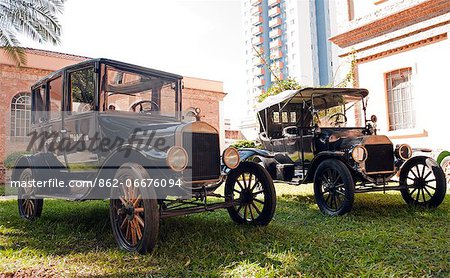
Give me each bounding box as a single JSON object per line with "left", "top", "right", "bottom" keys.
{"left": 0, "top": 0, "right": 64, "bottom": 66}
{"left": 0, "top": 29, "right": 27, "bottom": 66}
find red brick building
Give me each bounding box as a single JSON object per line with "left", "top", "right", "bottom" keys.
{"left": 0, "top": 48, "right": 225, "bottom": 182}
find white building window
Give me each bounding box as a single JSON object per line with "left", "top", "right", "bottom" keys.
{"left": 386, "top": 68, "right": 415, "bottom": 131}
{"left": 10, "top": 92, "right": 31, "bottom": 141}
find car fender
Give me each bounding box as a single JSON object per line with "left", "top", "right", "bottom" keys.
{"left": 238, "top": 148, "right": 274, "bottom": 161}
{"left": 303, "top": 151, "right": 346, "bottom": 183}
{"left": 436, "top": 150, "right": 450, "bottom": 165}
{"left": 11, "top": 152, "right": 65, "bottom": 182}
{"left": 11, "top": 155, "right": 33, "bottom": 182}
{"left": 400, "top": 155, "right": 441, "bottom": 176}
{"left": 97, "top": 144, "right": 167, "bottom": 177}
{"left": 221, "top": 148, "right": 273, "bottom": 173}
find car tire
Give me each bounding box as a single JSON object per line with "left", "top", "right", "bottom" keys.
{"left": 313, "top": 159, "right": 355, "bottom": 216}
{"left": 400, "top": 156, "right": 447, "bottom": 208}
{"left": 439, "top": 156, "right": 450, "bottom": 185}
{"left": 110, "top": 163, "right": 159, "bottom": 254}
{"left": 225, "top": 162, "right": 276, "bottom": 226}
{"left": 18, "top": 168, "right": 44, "bottom": 221}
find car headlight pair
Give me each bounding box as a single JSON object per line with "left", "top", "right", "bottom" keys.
{"left": 166, "top": 146, "right": 241, "bottom": 172}
{"left": 351, "top": 143, "right": 412, "bottom": 164}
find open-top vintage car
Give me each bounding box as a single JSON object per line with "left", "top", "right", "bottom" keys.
{"left": 10, "top": 59, "right": 276, "bottom": 253}
{"left": 251, "top": 87, "right": 446, "bottom": 215}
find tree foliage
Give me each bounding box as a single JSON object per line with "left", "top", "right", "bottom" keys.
{"left": 258, "top": 78, "right": 302, "bottom": 102}
{"left": 0, "top": 0, "right": 65, "bottom": 66}
{"left": 71, "top": 68, "right": 95, "bottom": 104}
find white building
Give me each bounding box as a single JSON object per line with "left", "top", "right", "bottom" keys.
{"left": 240, "top": 0, "right": 336, "bottom": 139}
{"left": 330, "top": 0, "right": 450, "bottom": 152}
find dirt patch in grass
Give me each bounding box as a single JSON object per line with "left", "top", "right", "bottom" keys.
{"left": 0, "top": 268, "right": 59, "bottom": 278}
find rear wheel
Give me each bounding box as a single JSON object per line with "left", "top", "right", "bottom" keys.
{"left": 313, "top": 159, "right": 355, "bottom": 216}
{"left": 18, "top": 168, "right": 43, "bottom": 221}
{"left": 110, "top": 163, "right": 159, "bottom": 254}
{"left": 400, "top": 156, "right": 446, "bottom": 207}
{"left": 225, "top": 162, "right": 276, "bottom": 226}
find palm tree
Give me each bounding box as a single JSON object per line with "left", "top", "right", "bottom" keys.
{"left": 0, "top": 0, "right": 65, "bottom": 66}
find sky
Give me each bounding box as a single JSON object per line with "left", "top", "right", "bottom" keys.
{"left": 21, "top": 0, "right": 246, "bottom": 126}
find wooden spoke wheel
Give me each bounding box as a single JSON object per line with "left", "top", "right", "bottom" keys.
{"left": 110, "top": 163, "right": 159, "bottom": 254}
{"left": 225, "top": 162, "right": 276, "bottom": 226}
{"left": 313, "top": 159, "right": 355, "bottom": 216}
{"left": 18, "top": 168, "right": 43, "bottom": 221}
{"left": 400, "top": 156, "right": 447, "bottom": 208}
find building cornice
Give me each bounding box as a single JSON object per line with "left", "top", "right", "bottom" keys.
{"left": 356, "top": 33, "right": 447, "bottom": 64}
{"left": 330, "top": 0, "right": 450, "bottom": 48}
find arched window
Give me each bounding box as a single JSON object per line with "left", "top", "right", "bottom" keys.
{"left": 10, "top": 92, "right": 31, "bottom": 141}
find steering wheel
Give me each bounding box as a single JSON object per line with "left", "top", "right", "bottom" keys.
{"left": 328, "top": 113, "right": 347, "bottom": 127}
{"left": 129, "top": 100, "right": 160, "bottom": 114}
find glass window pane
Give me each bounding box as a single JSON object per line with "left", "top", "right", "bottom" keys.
{"left": 386, "top": 68, "right": 414, "bottom": 131}
{"left": 70, "top": 67, "right": 95, "bottom": 113}
{"left": 273, "top": 111, "right": 280, "bottom": 123}
{"left": 49, "top": 76, "right": 63, "bottom": 120}
{"left": 10, "top": 92, "right": 31, "bottom": 140}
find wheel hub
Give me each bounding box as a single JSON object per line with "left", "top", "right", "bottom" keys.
{"left": 413, "top": 178, "right": 426, "bottom": 189}
{"left": 124, "top": 203, "right": 135, "bottom": 220}
{"left": 240, "top": 188, "right": 254, "bottom": 204}
{"left": 324, "top": 180, "right": 336, "bottom": 192}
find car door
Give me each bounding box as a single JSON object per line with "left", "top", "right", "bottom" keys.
{"left": 62, "top": 65, "right": 99, "bottom": 175}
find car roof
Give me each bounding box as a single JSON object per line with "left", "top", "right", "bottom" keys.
{"left": 31, "top": 58, "right": 183, "bottom": 90}
{"left": 256, "top": 87, "right": 369, "bottom": 111}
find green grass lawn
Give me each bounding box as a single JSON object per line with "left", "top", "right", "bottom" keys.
{"left": 0, "top": 184, "right": 449, "bottom": 277}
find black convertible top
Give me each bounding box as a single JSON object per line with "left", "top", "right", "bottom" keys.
{"left": 256, "top": 87, "right": 369, "bottom": 111}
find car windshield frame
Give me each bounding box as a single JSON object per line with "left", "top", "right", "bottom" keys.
{"left": 310, "top": 91, "right": 368, "bottom": 128}
{"left": 101, "top": 61, "right": 183, "bottom": 120}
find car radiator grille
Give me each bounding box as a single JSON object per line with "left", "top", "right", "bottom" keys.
{"left": 183, "top": 132, "right": 221, "bottom": 181}
{"left": 364, "top": 144, "right": 394, "bottom": 174}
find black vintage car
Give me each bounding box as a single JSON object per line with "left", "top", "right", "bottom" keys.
{"left": 252, "top": 87, "right": 446, "bottom": 215}
{"left": 11, "top": 58, "right": 276, "bottom": 253}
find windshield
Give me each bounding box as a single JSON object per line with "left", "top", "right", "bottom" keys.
{"left": 103, "top": 65, "right": 178, "bottom": 118}
{"left": 311, "top": 93, "right": 365, "bottom": 128}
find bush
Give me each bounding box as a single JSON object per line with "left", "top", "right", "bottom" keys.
{"left": 4, "top": 151, "right": 31, "bottom": 169}
{"left": 231, "top": 140, "right": 260, "bottom": 149}
{"left": 258, "top": 78, "right": 302, "bottom": 102}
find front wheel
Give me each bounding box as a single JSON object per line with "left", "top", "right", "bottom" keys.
{"left": 313, "top": 159, "right": 355, "bottom": 216}
{"left": 400, "top": 156, "right": 447, "bottom": 207}
{"left": 110, "top": 163, "right": 159, "bottom": 254}
{"left": 225, "top": 162, "right": 276, "bottom": 226}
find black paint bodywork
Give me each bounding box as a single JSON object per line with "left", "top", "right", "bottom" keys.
{"left": 255, "top": 88, "right": 407, "bottom": 191}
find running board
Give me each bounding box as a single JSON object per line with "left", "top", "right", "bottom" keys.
{"left": 355, "top": 185, "right": 408, "bottom": 193}
{"left": 160, "top": 201, "right": 232, "bottom": 219}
